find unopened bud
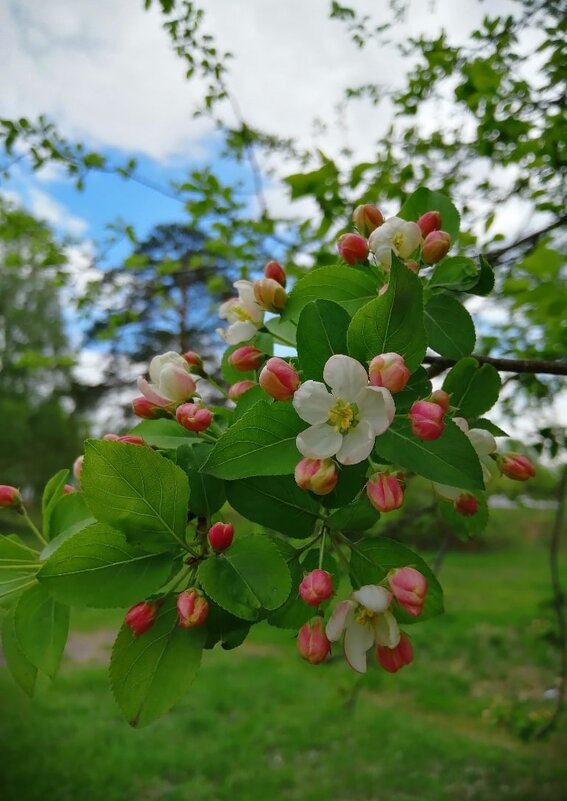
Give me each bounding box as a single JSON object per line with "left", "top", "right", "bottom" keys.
{"left": 117, "top": 435, "right": 146, "bottom": 446}
{"left": 297, "top": 618, "right": 331, "bottom": 665}
{"left": 132, "top": 396, "right": 171, "bottom": 420}
{"left": 208, "top": 522, "right": 234, "bottom": 552}
{"left": 259, "top": 358, "right": 300, "bottom": 401}
{"left": 294, "top": 457, "right": 338, "bottom": 496}
{"left": 367, "top": 473, "right": 404, "bottom": 513}
{"left": 182, "top": 351, "right": 206, "bottom": 376}
{"left": 228, "top": 380, "right": 257, "bottom": 401}
{"left": 0, "top": 485, "right": 23, "bottom": 511}
{"left": 498, "top": 453, "right": 536, "bottom": 481}
{"left": 337, "top": 233, "right": 369, "bottom": 265}
{"left": 388, "top": 567, "right": 428, "bottom": 617}
{"left": 417, "top": 210, "right": 442, "bottom": 237}
{"left": 73, "top": 455, "right": 84, "bottom": 484}
{"left": 429, "top": 389, "right": 451, "bottom": 412}
{"left": 409, "top": 401, "right": 445, "bottom": 441}
{"left": 177, "top": 589, "right": 209, "bottom": 628}
{"left": 422, "top": 230, "right": 451, "bottom": 264}
{"left": 405, "top": 260, "right": 420, "bottom": 273}
{"left": 253, "top": 278, "right": 287, "bottom": 313}
{"left": 176, "top": 403, "right": 213, "bottom": 432}
{"left": 264, "top": 260, "right": 286, "bottom": 287}
{"left": 63, "top": 484, "right": 76, "bottom": 495}
{"left": 228, "top": 345, "right": 265, "bottom": 372}
{"left": 125, "top": 600, "right": 159, "bottom": 637}
{"left": 299, "top": 569, "right": 334, "bottom": 606}
{"left": 454, "top": 493, "right": 478, "bottom": 516}
{"left": 369, "top": 352, "right": 410, "bottom": 393}
{"left": 376, "top": 631, "right": 414, "bottom": 673}
{"left": 352, "top": 204, "right": 384, "bottom": 237}
{"left": 378, "top": 282, "right": 389, "bottom": 296}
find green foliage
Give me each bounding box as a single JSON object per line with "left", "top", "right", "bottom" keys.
{"left": 282, "top": 265, "right": 377, "bottom": 323}
{"left": 424, "top": 294, "right": 476, "bottom": 360}
{"left": 1, "top": 607, "right": 38, "bottom": 698}
{"left": 428, "top": 257, "right": 480, "bottom": 292}
{"left": 296, "top": 300, "right": 349, "bottom": 381}
{"left": 129, "top": 419, "right": 198, "bottom": 449}
{"left": 174, "top": 443, "right": 226, "bottom": 517}
{"left": 14, "top": 584, "right": 69, "bottom": 678}
{"left": 398, "top": 188, "right": 460, "bottom": 240}
{"left": 443, "top": 358, "right": 501, "bottom": 418}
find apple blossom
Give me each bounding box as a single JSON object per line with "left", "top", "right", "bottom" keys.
{"left": 177, "top": 589, "right": 209, "bottom": 628}
{"left": 368, "top": 352, "right": 410, "bottom": 393}
{"left": 352, "top": 204, "right": 384, "bottom": 237}
{"left": 297, "top": 619, "right": 331, "bottom": 665}
{"left": 217, "top": 280, "right": 265, "bottom": 345}
{"left": 388, "top": 567, "right": 428, "bottom": 617}
{"left": 367, "top": 472, "right": 405, "bottom": 513}
{"left": 137, "top": 351, "right": 197, "bottom": 407}
{"left": 368, "top": 217, "right": 422, "bottom": 269}
{"left": 294, "top": 457, "right": 338, "bottom": 495}
{"left": 299, "top": 569, "right": 334, "bottom": 606}
{"left": 176, "top": 403, "right": 213, "bottom": 432}
{"left": 422, "top": 230, "right": 451, "bottom": 264}
{"left": 259, "top": 358, "right": 300, "bottom": 401}
{"left": 253, "top": 277, "right": 287, "bottom": 313}
{"left": 409, "top": 400, "right": 445, "bottom": 441}
{"left": 498, "top": 453, "right": 536, "bottom": 481}
{"left": 263, "top": 260, "right": 287, "bottom": 287}
{"left": 132, "top": 396, "right": 171, "bottom": 420}
{"left": 125, "top": 600, "right": 159, "bottom": 637}
{"left": 208, "top": 522, "right": 234, "bottom": 552}
{"left": 293, "top": 355, "right": 395, "bottom": 466}
{"left": 376, "top": 632, "right": 414, "bottom": 673}
{"left": 229, "top": 345, "right": 265, "bottom": 372}
{"left": 337, "top": 233, "right": 369, "bottom": 265}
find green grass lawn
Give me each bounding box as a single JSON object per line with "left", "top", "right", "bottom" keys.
{"left": 1, "top": 534, "right": 566, "bottom": 801}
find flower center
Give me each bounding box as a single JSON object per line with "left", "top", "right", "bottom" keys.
{"left": 356, "top": 607, "right": 377, "bottom": 625}
{"left": 391, "top": 231, "right": 404, "bottom": 253}
{"left": 233, "top": 304, "right": 252, "bottom": 322}
{"left": 327, "top": 399, "right": 357, "bottom": 434}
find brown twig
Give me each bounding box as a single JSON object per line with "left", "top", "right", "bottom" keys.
{"left": 423, "top": 355, "right": 567, "bottom": 377}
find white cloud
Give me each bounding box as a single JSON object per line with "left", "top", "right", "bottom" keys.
{"left": 29, "top": 187, "right": 88, "bottom": 235}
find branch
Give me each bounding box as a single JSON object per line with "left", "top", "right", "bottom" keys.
{"left": 423, "top": 355, "right": 567, "bottom": 377}
{"left": 486, "top": 213, "right": 567, "bottom": 263}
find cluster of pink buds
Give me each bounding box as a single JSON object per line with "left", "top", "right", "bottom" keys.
{"left": 0, "top": 484, "right": 23, "bottom": 512}
{"left": 367, "top": 472, "right": 405, "bottom": 513}
{"left": 417, "top": 211, "right": 452, "bottom": 264}
{"left": 294, "top": 457, "right": 338, "bottom": 495}
{"left": 208, "top": 521, "right": 234, "bottom": 552}
{"left": 259, "top": 358, "right": 300, "bottom": 401}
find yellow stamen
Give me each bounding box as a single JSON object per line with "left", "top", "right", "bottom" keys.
{"left": 356, "top": 607, "right": 377, "bottom": 625}
{"left": 233, "top": 304, "right": 252, "bottom": 322}
{"left": 327, "top": 399, "right": 357, "bottom": 434}
{"left": 391, "top": 232, "right": 404, "bottom": 251}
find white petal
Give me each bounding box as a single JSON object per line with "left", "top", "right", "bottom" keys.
{"left": 296, "top": 424, "right": 342, "bottom": 459}
{"left": 148, "top": 351, "right": 185, "bottom": 384}
{"left": 481, "top": 455, "right": 498, "bottom": 486}
{"left": 224, "top": 321, "right": 258, "bottom": 345}
{"left": 219, "top": 298, "right": 239, "bottom": 321}
{"left": 293, "top": 381, "right": 334, "bottom": 424}
{"left": 325, "top": 600, "right": 355, "bottom": 642}
{"left": 353, "top": 585, "right": 392, "bottom": 613}
{"left": 468, "top": 428, "right": 497, "bottom": 456}
{"left": 234, "top": 279, "right": 256, "bottom": 306}
{"left": 432, "top": 481, "right": 461, "bottom": 501}
{"left": 356, "top": 386, "right": 395, "bottom": 435}
{"left": 343, "top": 621, "right": 374, "bottom": 673}
{"left": 137, "top": 377, "right": 171, "bottom": 407}
{"left": 373, "top": 611, "right": 400, "bottom": 649}
{"left": 323, "top": 355, "right": 368, "bottom": 401}
{"left": 398, "top": 221, "right": 422, "bottom": 258}
{"left": 453, "top": 417, "right": 469, "bottom": 433}
{"left": 336, "top": 420, "right": 374, "bottom": 465}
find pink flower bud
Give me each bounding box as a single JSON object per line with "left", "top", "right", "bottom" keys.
{"left": 176, "top": 403, "right": 213, "bottom": 432}
{"left": 259, "top": 358, "right": 300, "bottom": 401}
{"left": 253, "top": 278, "right": 288, "bottom": 312}
{"left": 63, "top": 484, "right": 76, "bottom": 495}
{"left": 429, "top": 389, "right": 451, "bottom": 412}
{"left": 378, "top": 282, "right": 389, "bottom": 296}
{"left": 208, "top": 522, "right": 234, "bottom": 552}
{"left": 264, "top": 260, "right": 287, "bottom": 287}
{"left": 417, "top": 210, "right": 442, "bottom": 237}
{"left": 228, "top": 345, "right": 265, "bottom": 372}
{"left": 228, "top": 380, "right": 257, "bottom": 401}
{"left": 294, "top": 457, "right": 338, "bottom": 496}
{"left": 352, "top": 204, "right": 384, "bottom": 237}
{"left": 376, "top": 632, "right": 414, "bottom": 673}
{"left": 125, "top": 600, "right": 159, "bottom": 637}
{"left": 337, "top": 233, "right": 369, "bottom": 265}
{"left": 117, "top": 435, "right": 146, "bottom": 446}
{"left": 297, "top": 618, "right": 331, "bottom": 664}
{"left": 132, "top": 396, "right": 171, "bottom": 420}
{"left": 183, "top": 350, "right": 203, "bottom": 369}
{"left": 369, "top": 352, "right": 410, "bottom": 393}
{"left": 102, "top": 433, "right": 120, "bottom": 441}
{"left": 388, "top": 567, "right": 428, "bottom": 617}
{"left": 177, "top": 589, "right": 209, "bottom": 628}
{"left": 367, "top": 473, "right": 404, "bottom": 513}
{"left": 0, "top": 485, "right": 23, "bottom": 511}
{"left": 299, "top": 569, "right": 334, "bottom": 606}
{"left": 421, "top": 230, "right": 451, "bottom": 264}
{"left": 73, "top": 455, "right": 84, "bottom": 484}
{"left": 454, "top": 493, "right": 478, "bottom": 517}
{"left": 409, "top": 401, "right": 445, "bottom": 441}
{"left": 498, "top": 453, "right": 536, "bottom": 481}
{"left": 405, "top": 260, "right": 420, "bottom": 273}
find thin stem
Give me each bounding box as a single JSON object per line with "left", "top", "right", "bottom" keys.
{"left": 198, "top": 430, "right": 218, "bottom": 444}
{"left": 204, "top": 375, "right": 230, "bottom": 399}
{"left": 318, "top": 529, "right": 327, "bottom": 569}
{"left": 330, "top": 532, "right": 352, "bottom": 575}
{"left": 269, "top": 330, "right": 296, "bottom": 348}
{"left": 423, "top": 354, "right": 567, "bottom": 377}
{"left": 21, "top": 509, "right": 47, "bottom": 547}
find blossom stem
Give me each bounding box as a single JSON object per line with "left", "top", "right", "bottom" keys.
{"left": 318, "top": 528, "right": 326, "bottom": 569}
{"left": 21, "top": 509, "right": 47, "bottom": 547}
{"left": 204, "top": 375, "right": 230, "bottom": 399}
{"left": 269, "top": 331, "right": 296, "bottom": 348}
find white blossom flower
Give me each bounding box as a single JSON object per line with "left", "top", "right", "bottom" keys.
{"left": 368, "top": 216, "right": 422, "bottom": 269}
{"left": 433, "top": 417, "right": 498, "bottom": 500}
{"left": 137, "top": 351, "right": 197, "bottom": 407}
{"left": 217, "top": 280, "right": 264, "bottom": 345}
{"left": 326, "top": 585, "right": 400, "bottom": 673}
{"left": 293, "top": 355, "right": 395, "bottom": 466}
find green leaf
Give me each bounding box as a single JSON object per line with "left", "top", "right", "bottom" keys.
{"left": 429, "top": 256, "right": 479, "bottom": 292}
{"left": 375, "top": 417, "right": 484, "bottom": 491}
{"left": 320, "top": 461, "right": 369, "bottom": 509}
{"left": 347, "top": 256, "right": 426, "bottom": 371}
{"left": 327, "top": 494, "right": 378, "bottom": 531}
{"left": 264, "top": 316, "right": 297, "bottom": 347}
{"left": 81, "top": 440, "right": 190, "bottom": 553}
{"left": 393, "top": 367, "right": 432, "bottom": 413}
{"left": 232, "top": 385, "right": 267, "bottom": 421}
{"left": 443, "top": 358, "right": 502, "bottom": 417}
{"left": 0, "top": 534, "right": 38, "bottom": 564}
{"left": 349, "top": 538, "right": 443, "bottom": 623}
{"left": 37, "top": 523, "right": 174, "bottom": 608}
{"left": 225, "top": 476, "right": 321, "bottom": 538}
{"left": 296, "top": 300, "right": 350, "bottom": 381}
{"left": 204, "top": 601, "right": 251, "bottom": 650}
{"left": 42, "top": 469, "right": 69, "bottom": 539}
{"left": 174, "top": 444, "right": 226, "bottom": 518}
{"left": 15, "top": 584, "right": 69, "bottom": 678}
{"left": 282, "top": 265, "right": 377, "bottom": 323}
{"left": 41, "top": 493, "right": 96, "bottom": 559}
{"left": 470, "top": 255, "right": 495, "bottom": 296}
{"left": 128, "top": 419, "right": 198, "bottom": 449}
{"left": 470, "top": 418, "right": 509, "bottom": 437}
{"left": 398, "top": 187, "right": 460, "bottom": 240}
{"left": 198, "top": 536, "right": 291, "bottom": 621}
{"left": 202, "top": 401, "right": 304, "bottom": 480}
{"left": 424, "top": 294, "right": 476, "bottom": 359}
{"left": 110, "top": 597, "right": 204, "bottom": 727}
{"left": 2, "top": 607, "right": 37, "bottom": 697}
{"left": 267, "top": 542, "right": 311, "bottom": 630}
{"left": 0, "top": 536, "right": 39, "bottom": 607}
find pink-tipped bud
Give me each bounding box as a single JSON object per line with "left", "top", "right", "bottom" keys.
{"left": 367, "top": 473, "right": 404, "bottom": 513}
{"left": 405, "top": 260, "right": 420, "bottom": 273}
{"left": 417, "top": 210, "right": 442, "bottom": 237}
{"left": 409, "top": 401, "right": 445, "bottom": 441}
{"left": 352, "top": 204, "right": 384, "bottom": 237}
{"left": 388, "top": 566, "right": 428, "bottom": 617}
{"left": 299, "top": 569, "right": 334, "bottom": 606}
{"left": 228, "top": 345, "right": 265, "bottom": 372}
{"left": 182, "top": 351, "right": 205, "bottom": 375}
{"left": 422, "top": 230, "right": 451, "bottom": 264}
{"left": 0, "top": 485, "right": 23, "bottom": 511}
{"left": 73, "top": 455, "right": 84, "bottom": 484}
{"left": 294, "top": 457, "right": 338, "bottom": 496}
{"left": 253, "top": 277, "right": 287, "bottom": 312}
{"left": 132, "top": 396, "right": 171, "bottom": 420}
{"left": 228, "top": 380, "right": 257, "bottom": 401}
{"left": 429, "top": 389, "right": 451, "bottom": 412}
{"left": 176, "top": 589, "right": 209, "bottom": 628}
{"left": 102, "top": 433, "right": 120, "bottom": 441}
{"left": 368, "top": 352, "right": 410, "bottom": 394}
{"left": 264, "top": 260, "right": 286, "bottom": 287}
{"left": 125, "top": 600, "right": 159, "bottom": 637}
{"left": 208, "top": 522, "right": 234, "bottom": 552}
{"left": 297, "top": 618, "right": 331, "bottom": 665}
{"left": 337, "top": 233, "right": 369, "bottom": 265}
{"left": 117, "top": 435, "right": 146, "bottom": 446}
{"left": 376, "top": 632, "right": 414, "bottom": 673}
{"left": 378, "top": 282, "right": 389, "bottom": 296}
{"left": 63, "top": 484, "right": 76, "bottom": 495}
{"left": 454, "top": 493, "right": 478, "bottom": 517}
{"left": 259, "top": 358, "right": 300, "bottom": 401}
{"left": 498, "top": 453, "right": 536, "bottom": 481}
{"left": 176, "top": 403, "right": 213, "bottom": 432}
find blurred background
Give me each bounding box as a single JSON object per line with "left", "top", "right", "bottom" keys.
{"left": 0, "top": 0, "right": 566, "bottom": 798}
